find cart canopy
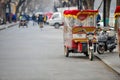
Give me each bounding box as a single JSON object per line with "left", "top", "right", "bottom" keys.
{"left": 63, "top": 9, "right": 98, "bottom": 18}
{"left": 115, "top": 6, "right": 120, "bottom": 16}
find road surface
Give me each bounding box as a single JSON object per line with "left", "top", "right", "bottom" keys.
{"left": 0, "top": 21, "right": 119, "bottom": 80}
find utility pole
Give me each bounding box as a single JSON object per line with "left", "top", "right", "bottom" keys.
{"left": 103, "top": 0, "right": 106, "bottom": 27}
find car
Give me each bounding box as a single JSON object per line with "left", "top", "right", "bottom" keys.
{"left": 46, "top": 12, "right": 63, "bottom": 29}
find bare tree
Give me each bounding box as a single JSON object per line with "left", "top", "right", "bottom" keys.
{"left": 0, "top": 0, "right": 11, "bottom": 23}
{"left": 105, "top": 0, "right": 111, "bottom": 26}
{"left": 81, "top": 0, "right": 95, "bottom": 10}
{"left": 87, "top": 0, "right": 95, "bottom": 9}
{"left": 15, "top": 0, "right": 26, "bottom": 16}
{"left": 20, "top": 0, "right": 32, "bottom": 14}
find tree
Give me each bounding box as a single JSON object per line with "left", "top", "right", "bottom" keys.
{"left": 0, "top": 1, "right": 6, "bottom": 23}
{"left": 80, "top": 0, "right": 95, "bottom": 10}
{"left": 116, "top": 0, "right": 120, "bottom": 6}
{"left": 0, "top": 0, "right": 11, "bottom": 23}
{"left": 6, "top": 0, "right": 12, "bottom": 23}
{"left": 86, "top": 0, "right": 95, "bottom": 9}
{"left": 20, "top": 0, "right": 32, "bottom": 14}
{"left": 15, "top": 0, "right": 26, "bottom": 16}
{"left": 105, "top": 0, "right": 111, "bottom": 26}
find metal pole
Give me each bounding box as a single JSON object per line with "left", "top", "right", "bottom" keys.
{"left": 103, "top": 0, "right": 106, "bottom": 27}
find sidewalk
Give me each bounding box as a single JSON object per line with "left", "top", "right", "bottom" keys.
{"left": 0, "top": 22, "right": 19, "bottom": 30}
{"left": 95, "top": 47, "right": 120, "bottom": 75}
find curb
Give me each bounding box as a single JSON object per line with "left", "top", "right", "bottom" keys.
{"left": 95, "top": 55, "right": 120, "bottom": 75}
{"left": 0, "top": 22, "right": 19, "bottom": 31}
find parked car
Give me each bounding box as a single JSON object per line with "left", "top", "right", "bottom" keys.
{"left": 46, "top": 12, "right": 63, "bottom": 29}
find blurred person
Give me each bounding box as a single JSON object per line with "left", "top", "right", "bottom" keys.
{"left": 43, "top": 15, "right": 47, "bottom": 24}
{"left": 96, "top": 13, "right": 101, "bottom": 23}
{"left": 38, "top": 14, "right": 44, "bottom": 30}
{"left": 12, "top": 14, "right": 17, "bottom": 22}
{"left": 32, "top": 14, "right": 36, "bottom": 26}
{"left": 96, "top": 13, "right": 101, "bottom": 26}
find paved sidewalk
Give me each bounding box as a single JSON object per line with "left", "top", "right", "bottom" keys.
{"left": 95, "top": 47, "right": 120, "bottom": 75}
{"left": 0, "top": 22, "right": 19, "bottom": 30}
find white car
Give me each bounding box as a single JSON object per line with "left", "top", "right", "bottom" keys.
{"left": 47, "top": 12, "right": 63, "bottom": 29}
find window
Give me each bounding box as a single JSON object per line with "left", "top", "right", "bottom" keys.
{"left": 52, "top": 14, "right": 59, "bottom": 19}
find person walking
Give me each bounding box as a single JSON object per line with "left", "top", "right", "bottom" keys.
{"left": 38, "top": 14, "right": 44, "bottom": 30}
{"left": 43, "top": 15, "right": 47, "bottom": 24}
{"left": 32, "top": 14, "right": 36, "bottom": 26}
{"left": 96, "top": 13, "right": 101, "bottom": 23}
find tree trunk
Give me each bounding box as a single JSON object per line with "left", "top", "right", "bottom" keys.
{"left": 0, "top": 2, "right": 7, "bottom": 24}
{"left": 20, "top": 2, "right": 25, "bottom": 14}
{"left": 82, "top": 0, "right": 95, "bottom": 10}
{"left": 7, "top": 0, "right": 12, "bottom": 23}
{"left": 15, "top": 0, "right": 26, "bottom": 18}
{"left": 87, "top": 0, "right": 94, "bottom": 9}
{"left": 103, "top": 0, "right": 111, "bottom": 27}
{"left": 83, "top": 0, "right": 88, "bottom": 9}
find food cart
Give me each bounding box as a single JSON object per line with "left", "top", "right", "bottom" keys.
{"left": 63, "top": 9, "right": 98, "bottom": 60}
{"left": 115, "top": 6, "right": 120, "bottom": 57}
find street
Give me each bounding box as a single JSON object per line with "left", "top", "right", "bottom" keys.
{"left": 0, "top": 21, "right": 120, "bottom": 80}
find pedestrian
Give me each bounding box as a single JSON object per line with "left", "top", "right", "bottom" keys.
{"left": 32, "top": 14, "right": 36, "bottom": 26}
{"left": 38, "top": 14, "right": 44, "bottom": 30}
{"left": 96, "top": 13, "right": 101, "bottom": 26}
{"left": 96, "top": 13, "right": 101, "bottom": 23}
{"left": 12, "top": 14, "right": 17, "bottom": 22}
{"left": 43, "top": 15, "right": 47, "bottom": 24}
{"left": 62, "top": 1, "right": 67, "bottom": 7}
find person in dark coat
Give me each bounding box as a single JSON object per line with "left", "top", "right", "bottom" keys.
{"left": 38, "top": 14, "right": 44, "bottom": 30}
{"left": 32, "top": 14, "right": 36, "bottom": 26}
{"left": 96, "top": 13, "right": 101, "bottom": 23}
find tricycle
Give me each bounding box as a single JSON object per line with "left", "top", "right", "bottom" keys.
{"left": 63, "top": 9, "right": 98, "bottom": 61}
{"left": 115, "top": 6, "right": 120, "bottom": 57}
{"left": 19, "top": 16, "right": 28, "bottom": 28}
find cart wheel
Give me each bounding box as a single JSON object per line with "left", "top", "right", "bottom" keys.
{"left": 97, "top": 46, "right": 105, "bottom": 54}
{"left": 89, "top": 49, "right": 94, "bottom": 61}
{"left": 64, "top": 46, "right": 69, "bottom": 57}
